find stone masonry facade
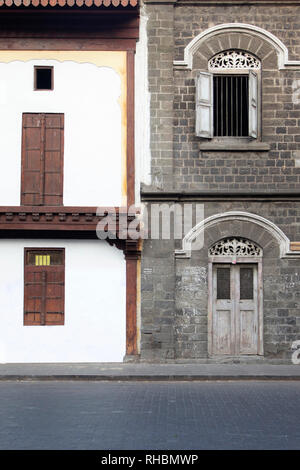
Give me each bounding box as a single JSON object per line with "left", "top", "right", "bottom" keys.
{"left": 139, "top": 0, "right": 300, "bottom": 362}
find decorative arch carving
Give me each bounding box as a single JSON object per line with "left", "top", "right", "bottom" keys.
{"left": 209, "top": 237, "right": 262, "bottom": 257}
{"left": 175, "top": 211, "right": 300, "bottom": 259}
{"left": 208, "top": 50, "right": 261, "bottom": 71}
{"left": 174, "top": 23, "right": 300, "bottom": 70}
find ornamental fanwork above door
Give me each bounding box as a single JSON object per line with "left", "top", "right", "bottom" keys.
{"left": 208, "top": 50, "right": 261, "bottom": 70}
{"left": 209, "top": 237, "right": 263, "bottom": 257}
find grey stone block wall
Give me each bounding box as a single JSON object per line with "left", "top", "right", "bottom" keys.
{"left": 146, "top": 2, "right": 175, "bottom": 191}
{"left": 172, "top": 3, "right": 300, "bottom": 192}
{"left": 173, "top": 202, "right": 300, "bottom": 360}
{"left": 141, "top": 201, "right": 300, "bottom": 361}
{"left": 141, "top": 238, "right": 176, "bottom": 360}
{"left": 140, "top": 0, "right": 300, "bottom": 362}
{"left": 143, "top": 1, "right": 300, "bottom": 193}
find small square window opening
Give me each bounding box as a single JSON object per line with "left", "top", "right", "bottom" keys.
{"left": 34, "top": 67, "right": 53, "bottom": 91}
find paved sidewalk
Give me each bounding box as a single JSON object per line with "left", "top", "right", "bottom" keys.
{"left": 0, "top": 362, "right": 299, "bottom": 381}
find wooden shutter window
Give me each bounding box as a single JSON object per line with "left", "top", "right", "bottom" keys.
{"left": 248, "top": 71, "right": 258, "bottom": 138}
{"left": 196, "top": 71, "right": 214, "bottom": 138}
{"left": 21, "top": 113, "right": 64, "bottom": 206}
{"left": 24, "top": 248, "right": 65, "bottom": 326}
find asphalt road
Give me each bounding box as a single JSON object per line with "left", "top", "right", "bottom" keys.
{"left": 0, "top": 380, "right": 299, "bottom": 450}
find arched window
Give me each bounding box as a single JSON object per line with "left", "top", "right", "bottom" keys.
{"left": 196, "top": 50, "right": 261, "bottom": 139}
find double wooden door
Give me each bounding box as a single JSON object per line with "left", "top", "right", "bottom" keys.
{"left": 211, "top": 263, "right": 260, "bottom": 356}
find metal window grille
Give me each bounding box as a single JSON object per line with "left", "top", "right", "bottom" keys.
{"left": 213, "top": 75, "right": 249, "bottom": 137}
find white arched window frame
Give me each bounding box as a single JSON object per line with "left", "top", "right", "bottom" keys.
{"left": 196, "top": 50, "right": 261, "bottom": 140}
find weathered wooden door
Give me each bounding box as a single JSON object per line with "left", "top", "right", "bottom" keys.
{"left": 24, "top": 249, "right": 65, "bottom": 326}
{"left": 212, "top": 264, "right": 259, "bottom": 356}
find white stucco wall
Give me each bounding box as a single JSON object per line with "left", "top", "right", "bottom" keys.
{"left": 0, "top": 59, "right": 123, "bottom": 207}
{"left": 0, "top": 239, "right": 126, "bottom": 363}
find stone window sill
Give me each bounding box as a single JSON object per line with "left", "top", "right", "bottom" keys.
{"left": 199, "top": 142, "right": 270, "bottom": 151}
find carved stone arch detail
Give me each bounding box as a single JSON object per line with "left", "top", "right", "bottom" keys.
{"left": 199, "top": 32, "right": 272, "bottom": 63}
{"left": 174, "top": 23, "right": 300, "bottom": 70}
{"left": 209, "top": 237, "right": 263, "bottom": 257}
{"left": 208, "top": 50, "right": 261, "bottom": 71}
{"left": 175, "top": 211, "right": 300, "bottom": 259}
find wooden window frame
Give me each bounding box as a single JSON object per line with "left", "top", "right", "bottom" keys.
{"left": 24, "top": 247, "right": 65, "bottom": 326}
{"left": 34, "top": 66, "right": 54, "bottom": 91}
{"left": 196, "top": 68, "right": 261, "bottom": 142}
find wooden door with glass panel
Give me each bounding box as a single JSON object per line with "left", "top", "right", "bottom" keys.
{"left": 24, "top": 248, "right": 65, "bottom": 326}
{"left": 212, "top": 264, "right": 259, "bottom": 356}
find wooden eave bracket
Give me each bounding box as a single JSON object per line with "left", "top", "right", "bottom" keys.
{"left": 107, "top": 238, "right": 141, "bottom": 259}
{"left": 124, "top": 238, "right": 141, "bottom": 260}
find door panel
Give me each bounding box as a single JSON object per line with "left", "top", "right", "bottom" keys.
{"left": 44, "top": 116, "right": 64, "bottom": 205}
{"left": 212, "top": 263, "right": 259, "bottom": 356}
{"left": 212, "top": 266, "right": 235, "bottom": 355}
{"left": 237, "top": 265, "right": 258, "bottom": 354}
{"left": 240, "top": 267, "right": 254, "bottom": 299}
{"left": 213, "top": 309, "right": 232, "bottom": 355}
{"left": 239, "top": 309, "right": 257, "bottom": 354}
{"left": 216, "top": 267, "right": 231, "bottom": 299}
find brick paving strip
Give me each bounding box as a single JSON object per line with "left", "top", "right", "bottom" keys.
{"left": 0, "top": 363, "right": 299, "bottom": 381}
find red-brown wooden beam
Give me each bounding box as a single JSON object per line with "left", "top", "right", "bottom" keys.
{"left": 126, "top": 49, "right": 138, "bottom": 355}
{"left": 0, "top": 206, "right": 136, "bottom": 232}
{"left": 0, "top": 9, "right": 140, "bottom": 43}
{"left": 126, "top": 49, "right": 135, "bottom": 208}
{"left": 124, "top": 240, "right": 140, "bottom": 357}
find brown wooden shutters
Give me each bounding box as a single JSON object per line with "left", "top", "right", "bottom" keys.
{"left": 24, "top": 249, "right": 65, "bottom": 326}
{"left": 21, "top": 113, "right": 64, "bottom": 206}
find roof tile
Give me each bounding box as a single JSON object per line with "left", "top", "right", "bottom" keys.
{"left": 0, "top": 0, "right": 138, "bottom": 6}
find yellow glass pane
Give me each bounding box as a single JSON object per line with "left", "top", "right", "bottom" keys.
{"left": 28, "top": 250, "right": 62, "bottom": 266}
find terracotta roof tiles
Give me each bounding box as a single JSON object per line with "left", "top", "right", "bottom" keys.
{"left": 0, "top": 0, "right": 138, "bottom": 6}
